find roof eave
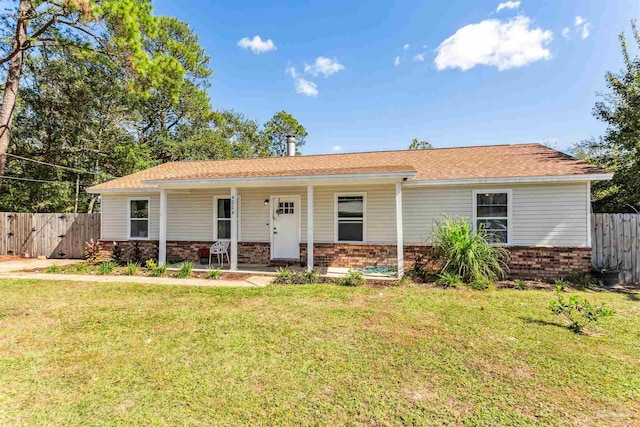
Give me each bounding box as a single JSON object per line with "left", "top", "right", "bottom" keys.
{"left": 142, "top": 171, "right": 417, "bottom": 188}
{"left": 404, "top": 173, "right": 613, "bottom": 186}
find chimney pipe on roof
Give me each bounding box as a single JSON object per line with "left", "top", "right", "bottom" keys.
{"left": 286, "top": 135, "right": 296, "bottom": 157}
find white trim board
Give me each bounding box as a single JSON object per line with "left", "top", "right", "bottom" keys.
{"left": 404, "top": 174, "right": 613, "bottom": 187}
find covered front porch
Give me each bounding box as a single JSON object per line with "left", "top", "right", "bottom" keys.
{"left": 150, "top": 172, "right": 413, "bottom": 278}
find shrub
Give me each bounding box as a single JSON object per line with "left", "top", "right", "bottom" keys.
{"left": 207, "top": 267, "right": 222, "bottom": 280}
{"left": 566, "top": 272, "right": 594, "bottom": 288}
{"left": 83, "top": 239, "right": 101, "bottom": 264}
{"left": 176, "top": 261, "right": 193, "bottom": 278}
{"left": 468, "top": 277, "right": 493, "bottom": 290}
{"left": 406, "top": 254, "right": 440, "bottom": 283}
{"left": 125, "top": 261, "right": 140, "bottom": 276}
{"left": 72, "top": 263, "right": 89, "bottom": 273}
{"left": 515, "top": 278, "right": 528, "bottom": 290}
{"left": 145, "top": 259, "right": 167, "bottom": 277}
{"left": 98, "top": 261, "right": 118, "bottom": 275}
{"left": 272, "top": 268, "right": 320, "bottom": 285}
{"left": 432, "top": 216, "right": 509, "bottom": 284}
{"left": 45, "top": 264, "right": 62, "bottom": 273}
{"left": 111, "top": 242, "right": 124, "bottom": 265}
{"left": 132, "top": 241, "right": 143, "bottom": 264}
{"left": 336, "top": 271, "right": 366, "bottom": 287}
{"left": 554, "top": 279, "right": 570, "bottom": 291}
{"left": 436, "top": 272, "right": 462, "bottom": 288}
{"left": 548, "top": 285, "right": 615, "bottom": 333}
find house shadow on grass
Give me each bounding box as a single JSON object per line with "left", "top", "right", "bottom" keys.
{"left": 518, "top": 316, "right": 569, "bottom": 331}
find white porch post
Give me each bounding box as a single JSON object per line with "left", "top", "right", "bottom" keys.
{"left": 307, "top": 185, "right": 314, "bottom": 271}
{"left": 395, "top": 182, "right": 404, "bottom": 278}
{"left": 159, "top": 188, "right": 167, "bottom": 265}
{"left": 230, "top": 187, "right": 238, "bottom": 271}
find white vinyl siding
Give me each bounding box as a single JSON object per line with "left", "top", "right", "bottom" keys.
{"left": 313, "top": 185, "right": 397, "bottom": 244}
{"left": 101, "top": 193, "right": 159, "bottom": 240}
{"left": 403, "top": 182, "right": 588, "bottom": 247}
{"left": 98, "top": 181, "right": 588, "bottom": 248}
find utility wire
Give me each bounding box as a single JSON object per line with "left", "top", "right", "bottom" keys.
{"left": 0, "top": 152, "right": 117, "bottom": 178}
{"left": 0, "top": 175, "right": 94, "bottom": 186}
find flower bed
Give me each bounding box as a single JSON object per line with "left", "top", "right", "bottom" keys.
{"left": 24, "top": 262, "right": 252, "bottom": 281}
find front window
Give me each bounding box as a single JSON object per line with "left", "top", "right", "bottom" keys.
{"left": 336, "top": 195, "right": 365, "bottom": 242}
{"left": 475, "top": 191, "right": 509, "bottom": 244}
{"left": 216, "top": 198, "right": 231, "bottom": 240}
{"left": 129, "top": 199, "right": 149, "bottom": 239}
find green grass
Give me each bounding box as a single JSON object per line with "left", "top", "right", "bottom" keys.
{"left": 0, "top": 279, "right": 638, "bottom": 426}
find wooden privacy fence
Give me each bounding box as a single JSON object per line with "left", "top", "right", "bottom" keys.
{"left": 591, "top": 213, "right": 640, "bottom": 284}
{"left": 0, "top": 212, "right": 100, "bottom": 259}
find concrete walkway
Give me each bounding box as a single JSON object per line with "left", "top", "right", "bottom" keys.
{"left": 0, "top": 259, "right": 271, "bottom": 288}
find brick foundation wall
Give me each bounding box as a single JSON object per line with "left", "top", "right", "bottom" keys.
{"left": 98, "top": 240, "right": 271, "bottom": 265}
{"left": 309, "top": 243, "right": 398, "bottom": 269}
{"left": 238, "top": 242, "right": 270, "bottom": 265}
{"left": 506, "top": 246, "right": 591, "bottom": 281}
{"left": 98, "top": 240, "right": 159, "bottom": 263}
{"left": 401, "top": 245, "right": 590, "bottom": 281}
{"left": 98, "top": 240, "right": 590, "bottom": 280}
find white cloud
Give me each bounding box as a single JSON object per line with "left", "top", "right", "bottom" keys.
{"left": 332, "top": 145, "right": 342, "bottom": 152}
{"left": 581, "top": 22, "right": 591, "bottom": 39}
{"left": 237, "top": 35, "right": 276, "bottom": 54}
{"left": 403, "top": 43, "right": 410, "bottom": 50}
{"left": 496, "top": 1, "right": 521, "bottom": 12}
{"left": 434, "top": 16, "right": 553, "bottom": 71}
{"left": 574, "top": 16, "right": 586, "bottom": 27}
{"left": 286, "top": 66, "right": 318, "bottom": 97}
{"left": 413, "top": 52, "right": 426, "bottom": 62}
{"left": 304, "top": 57, "right": 345, "bottom": 77}
{"left": 285, "top": 66, "right": 298, "bottom": 78}
{"left": 394, "top": 55, "right": 401, "bottom": 66}
{"left": 295, "top": 78, "right": 319, "bottom": 97}
{"left": 561, "top": 27, "right": 570, "bottom": 38}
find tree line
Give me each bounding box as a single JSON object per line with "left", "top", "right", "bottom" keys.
{"left": 0, "top": 0, "right": 307, "bottom": 213}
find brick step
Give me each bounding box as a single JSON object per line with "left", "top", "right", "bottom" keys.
{"left": 268, "top": 259, "right": 300, "bottom": 267}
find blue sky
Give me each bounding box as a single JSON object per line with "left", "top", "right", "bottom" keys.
{"left": 153, "top": 0, "right": 639, "bottom": 155}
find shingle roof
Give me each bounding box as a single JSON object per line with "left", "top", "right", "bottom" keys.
{"left": 87, "top": 143, "right": 610, "bottom": 191}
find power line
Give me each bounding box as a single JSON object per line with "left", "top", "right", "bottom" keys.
{"left": 0, "top": 152, "right": 117, "bottom": 177}
{"left": 0, "top": 175, "right": 94, "bottom": 186}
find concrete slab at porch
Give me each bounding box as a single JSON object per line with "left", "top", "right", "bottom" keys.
{"left": 168, "top": 263, "right": 398, "bottom": 281}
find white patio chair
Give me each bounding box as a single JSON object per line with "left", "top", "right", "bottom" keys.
{"left": 209, "top": 241, "right": 230, "bottom": 266}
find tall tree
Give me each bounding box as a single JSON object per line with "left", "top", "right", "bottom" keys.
{"left": 409, "top": 138, "right": 433, "bottom": 150}
{"left": 0, "top": 47, "right": 152, "bottom": 212}
{"left": 262, "top": 111, "right": 308, "bottom": 156}
{"left": 0, "top": 0, "right": 187, "bottom": 189}
{"left": 135, "top": 16, "right": 213, "bottom": 163}
{"left": 573, "top": 21, "right": 640, "bottom": 212}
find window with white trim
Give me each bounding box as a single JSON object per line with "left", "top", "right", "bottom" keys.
{"left": 336, "top": 194, "right": 365, "bottom": 242}
{"left": 474, "top": 191, "right": 509, "bottom": 244}
{"left": 215, "top": 197, "right": 232, "bottom": 240}
{"left": 129, "top": 199, "right": 149, "bottom": 239}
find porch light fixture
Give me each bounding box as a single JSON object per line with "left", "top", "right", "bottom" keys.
{"left": 264, "top": 199, "right": 269, "bottom": 206}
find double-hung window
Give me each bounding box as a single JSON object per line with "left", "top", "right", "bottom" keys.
{"left": 128, "top": 198, "right": 149, "bottom": 239}
{"left": 215, "top": 197, "right": 232, "bottom": 240}
{"left": 473, "top": 190, "right": 510, "bottom": 244}
{"left": 214, "top": 196, "right": 240, "bottom": 240}
{"left": 336, "top": 194, "right": 365, "bottom": 242}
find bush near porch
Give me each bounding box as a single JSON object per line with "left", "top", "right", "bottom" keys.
{"left": 0, "top": 280, "right": 637, "bottom": 425}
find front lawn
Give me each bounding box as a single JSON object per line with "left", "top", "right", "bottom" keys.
{"left": 0, "top": 280, "right": 638, "bottom": 426}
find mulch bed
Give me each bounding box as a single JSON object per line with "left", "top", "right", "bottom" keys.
{"left": 0, "top": 255, "right": 27, "bottom": 262}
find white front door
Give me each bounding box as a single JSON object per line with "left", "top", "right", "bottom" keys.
{"left": 271, "top": 196, "right": 300, "bottom": 259}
